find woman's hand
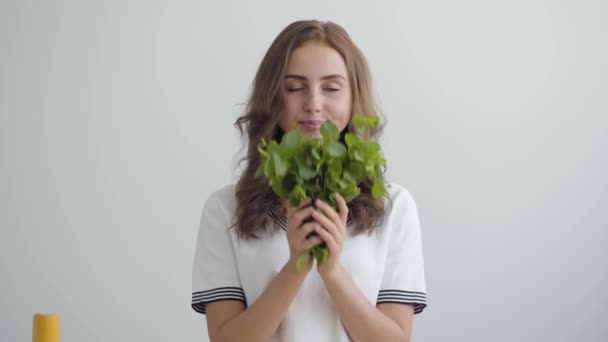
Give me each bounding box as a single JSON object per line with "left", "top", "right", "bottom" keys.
{"left": 311, "top": 193, "right": 349, "bottom": 276}
{"left": 285, "top": 198, "right": 324, "bottom": 273}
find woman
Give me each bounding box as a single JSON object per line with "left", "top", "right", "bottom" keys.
{"left": 192, "top": 20, "right": 427, "bottom": 341}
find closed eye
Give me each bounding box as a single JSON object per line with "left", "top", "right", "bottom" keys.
{"left": 286, "top": 88, "right": 340, "bottom": 92}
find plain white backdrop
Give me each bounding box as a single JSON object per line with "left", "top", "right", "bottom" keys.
{"left": 1, "top": 0, "right": 606, "bottom": 341}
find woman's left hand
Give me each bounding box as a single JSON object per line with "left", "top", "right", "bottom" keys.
{"left": 311, "top": 192, "right": 349, "bottom": 276}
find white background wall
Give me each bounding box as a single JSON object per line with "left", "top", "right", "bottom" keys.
{"left": 1, "top": 0, "right": 606, "bottom": 341}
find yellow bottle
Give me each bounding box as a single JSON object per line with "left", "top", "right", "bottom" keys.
{"left": 32, "top": 314, "right": 60, "bottom": 342}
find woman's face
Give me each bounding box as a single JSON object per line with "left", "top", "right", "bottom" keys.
{"left": 279, "top": 42, "right": 352, "bottom": 138}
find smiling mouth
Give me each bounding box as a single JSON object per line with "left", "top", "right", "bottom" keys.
{"left": 299, "top": 121, "right": 326, "bottom": 131}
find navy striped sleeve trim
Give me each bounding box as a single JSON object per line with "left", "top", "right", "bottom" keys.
{"left": 377, "top": 290, "right": 427, "bottom": 314}
{"left": 191, "top": 287, "right": 247, "bottom": 315}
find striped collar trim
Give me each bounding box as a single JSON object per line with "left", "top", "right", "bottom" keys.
{"left": 267, "top": 206, "right": 352, "bottom": 231}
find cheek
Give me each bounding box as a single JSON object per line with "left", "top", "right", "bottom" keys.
{"left": 330, "top": 97, "right": 352, "bottom": 124}
{"left": 282, "top": 94, "right": 301, "bottom": 111}
{"left": 279, "top": 99, "right": 300, "bottom": 131}
{"left": 334, "top": 91, "right": 351, "bottom": 109}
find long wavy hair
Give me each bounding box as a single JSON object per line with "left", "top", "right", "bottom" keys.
{"left": 233, "top": 20, "right": 390, "bottom": 239}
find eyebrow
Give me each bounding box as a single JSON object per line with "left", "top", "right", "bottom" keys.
{"left": 284, "top": 74, "right": 346, "bottom": 81}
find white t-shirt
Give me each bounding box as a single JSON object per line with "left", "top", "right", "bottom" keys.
{"left": 191, "top": 182, "right": 428, "bottom": 341}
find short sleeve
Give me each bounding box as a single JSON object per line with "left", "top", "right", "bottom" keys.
{"left": 377, "top": 187, "right": 428, "bottom": 314}
{"left": 191, "top": 189, "right": 246, "bottom": 315}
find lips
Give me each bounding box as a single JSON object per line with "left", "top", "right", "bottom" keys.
{"left": 299, "top": 120, "right": 325, "bottom": 131}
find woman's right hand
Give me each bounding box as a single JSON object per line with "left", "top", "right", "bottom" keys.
{"left": 285, "top": 198, "right": 323, "bottom": 272}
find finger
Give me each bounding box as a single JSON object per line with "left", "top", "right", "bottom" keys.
{"left": 301, "top": 235, "right": 323, "bottom": 251}
{"left": 314, "top": 198, "right": 341, "bottom": 227}
{"left": 298, "top": 221, "right": 319, "bottom": 240}
{"left": 296, "top": 198, "right": 312, "bottom": 210}
{"left": 314, "top": 224, "right": 338, "bottom": 253}
{"left": 287, "top": 198, "right": 312, "bottom": 219}
{"left": 290, "top": 206, "right": 315, "bottom": 230}
{"left": 311, "top": 209, "right": 340, "bottom": 240}
{"left": 333, "top": 192, "right": 349, "bottom": 224}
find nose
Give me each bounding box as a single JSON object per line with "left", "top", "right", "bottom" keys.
{"left": 304, "top": 89, "right": 322, "bottom": 113}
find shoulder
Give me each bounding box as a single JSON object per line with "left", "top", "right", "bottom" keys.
{"left": 384, "top": 182, "right": 418, "bottom": 213}
{"left": 379, "top": 182, "right": 422, "bottom": 235}
{"left": 210, "top": 183, "right": 236, "bottom": 199}
{"left": 201, "top": 183, "right": 238, "bottom": 218}
{"left": 205, "top": 183, "right": 237, "bottom": 205}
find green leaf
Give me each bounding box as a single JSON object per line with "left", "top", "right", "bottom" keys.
{"left": 369, "top": 115, "right": 380, "bottom": 128}
{"left": 351, "top": 113, "right": 367, "bottom": 127}
{"left": 297, "top": 162, "right": 317, "bottom": 180}
{"left": 336, "top": 177, "right": 348, "bottom": 189}
{"left": 320, "top": 122, "right": 339, "bottom": 142}
{"left": 257, "top": 138, "right": 269, "bottom": 157}
{"left": 328, "top": 159, "right": 342, "bottom": 179}
{"left": 364, "top": 161, "right": 375, "bottom": 174}
{"left": 353, "top": 149, "right": 364, "bottom": 162}
{"left": 264, "top": 152, "right": 275, "bottom": 178}
{"left": 372, "top": 166, "right": 386, "bottom": 199}
{"left": 351, "top": 113, "right": 380, "bottom": 128}
{"left": 311, "top": 146, "right": 321, "bottom": 160}
{"left": 372, "top": 179, "right": 385, "bottom": 199}
{"left": 344, "top": 132, "right": 356, "bottom": 147}
{"left": 368, "top": 141, "right": 380, "bottom": 153}
{"left": 296, "top": 253, "right": 308, "bottom": 272}
{"left": 343, "top": 170, "right": 355, "bottom": 184}
{"left": 255, "top": 162, "right": 264, "bottom": 178}
{"left": 272, "top": 152, "right": 287, "bottom": 178}
{"left": 317, "top": 247, "right": 329, "bottom": 268}
{"left": 343, "top": 187, "right": 361, "bottom": 203}
{"left": 326, "top": 141, "right": 346, "bottom": 158}
{"left": 281, "top": 129, "right": 301, "bottom": 154}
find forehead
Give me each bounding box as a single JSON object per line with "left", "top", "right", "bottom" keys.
{"left": 285, "top": 43, "right": 348, "bottom": 80}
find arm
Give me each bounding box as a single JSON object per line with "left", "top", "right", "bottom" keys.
{"left": 321, "top": 265, "right": 414, "bottom": 342}
{"left": 206, "top": 258, "right": 307, "bottom": 342}
{"left": 207, "top": 199, "right": 322, "bottom": 342}
{"left": 311, "top": 193, "right": 417, "bottom": 341}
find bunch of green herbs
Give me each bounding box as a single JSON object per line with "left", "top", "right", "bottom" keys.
{"left": 256, "top": 114, "right": 386, "bottom": 270}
